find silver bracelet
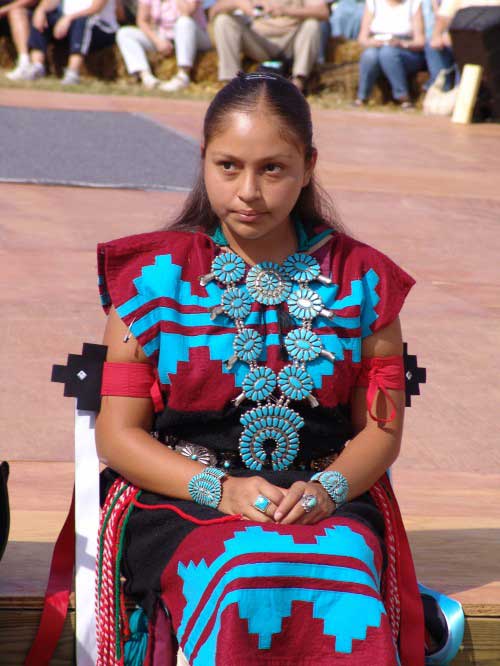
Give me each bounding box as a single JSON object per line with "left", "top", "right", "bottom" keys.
{"left": 310, "top": 470, "right": 349, "bottom": 508}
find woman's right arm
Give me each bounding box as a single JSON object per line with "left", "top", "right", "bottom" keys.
{"left": 357, "top": 5, "right": 379, "bottom": 48}
{"left": 95, "top": 307, "right": 285, "bottom": 520}
{"left": 95, "top": 307, "right": 206, "bottom": 498}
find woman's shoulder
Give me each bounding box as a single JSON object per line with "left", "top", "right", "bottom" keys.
{"left": 97, "top": 228, "right": 205, "bottom": 258}
{"left": 97, "top": 227, "right": 215, "bottom": 314}
{"left": 326, "top": 232, "right": 415, "bottom": 335}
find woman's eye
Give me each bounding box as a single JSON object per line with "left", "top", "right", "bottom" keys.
{"left": 220, "top": 161, "right": 235, "bottom": 171}
{"left": 264, "top": 164, "right": 282, "bottom": 174}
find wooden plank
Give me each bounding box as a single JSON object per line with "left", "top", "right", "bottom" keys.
{"left": 452, "top": 617, "right": 500, "bottom": 665}
{"left": 0, "top": 609, "right": 75, "bottom": 665}
{"left": 0, "top": 609, "right": 498, "bottom": 665}
{"left": 452, "top": 64, "right": 483, "bottom": 124}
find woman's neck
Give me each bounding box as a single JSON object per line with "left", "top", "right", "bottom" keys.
{"left": 221, "top": 219, "right": 298, "bottom": 266}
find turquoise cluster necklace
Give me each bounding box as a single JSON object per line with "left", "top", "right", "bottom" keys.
{"left": 200, "top": 241, "right": 337, "bottom": 472}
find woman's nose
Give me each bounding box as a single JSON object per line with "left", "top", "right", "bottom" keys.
{"left": 237, "top": 171, "right": 261, "bottom": 202}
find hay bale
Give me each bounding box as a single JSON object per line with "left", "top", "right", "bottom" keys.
{"left": 325, "top": 37, "right": 363, "bottom": 66}
{"left": 0, "top": 36, "right": 17, "bottom": 69}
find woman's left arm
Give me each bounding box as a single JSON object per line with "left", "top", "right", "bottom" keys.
{"left": 275, "top": 317, "right": 405, "bottom": 524}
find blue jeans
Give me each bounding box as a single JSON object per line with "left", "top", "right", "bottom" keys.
{"left": 424, "top": 43, "right": 456, "bottom": 90}
{"left": 357, "top": 45, "right": 427, "bottom": 101}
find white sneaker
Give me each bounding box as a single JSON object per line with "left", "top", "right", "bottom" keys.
{"left": 6, "top": 61, "right": 33, "bottom": 81}
{"left": 141, "top": 73, "right": 160, "bottom": 90}
{"left": 61, "top": 68, "right": 80, "bottom": 85}
{"left": 6, "top": 62, "right": 45, "bottom": 81}
{"left": 158, "top": 71, "right": 190, "bottom": 93}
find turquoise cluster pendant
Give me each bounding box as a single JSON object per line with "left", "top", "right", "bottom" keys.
{"left": 200, "top": 250, "right": 335, "bottom": 471}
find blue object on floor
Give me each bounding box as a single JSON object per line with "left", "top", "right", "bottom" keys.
{"left": 419, "top": 582, "right": 465, "bottom": 666}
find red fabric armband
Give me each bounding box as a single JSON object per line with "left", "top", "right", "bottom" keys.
{"left": 101, "top": 362, "right": 165, "bottom": 412}
{"left": 355, "top": 356, "right": 405, "bottom": 424}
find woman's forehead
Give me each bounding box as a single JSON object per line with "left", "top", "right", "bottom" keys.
{"left": 206, "top": 110, "right": 303, "bottom": 157}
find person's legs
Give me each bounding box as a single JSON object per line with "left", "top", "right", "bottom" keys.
{"left": 318, "top": 19, "right": 330, "bottom": 65}
{"left": 424, "top": 43, "right": 455, "bottom": 90}
{"left": 5, "top": 6, "right": 32, "bottom": 79}
{"left": 116, "top": 25, "right": 157, "bottom": 86}
{"left": 378, "top": 44, "right": 426, "bottom": 101}
{"left": 29, "top": 9, "right": 61, "bottom": 64}
{"left": 60, "top": 18, "right": 115, "bottom": 84}
{"left": 7, "top": 7, "right": 31, "bottom": 59}
{"left": 19, "top": 8, "right": 62, "bottom": 78}
{"left": 288, "top": 18, "right": 321, "bottom": 89}
{"left": 356, "top": 46, "right": 381, "bottom": 101}
{"left": 58, "top": 16, "right": 88, "bottom": 82}
{"left": 159, "top": 17, "right": 211, "bottom": 91}
{"left": 213, "top": 13, "right": 275, "bottom": 81}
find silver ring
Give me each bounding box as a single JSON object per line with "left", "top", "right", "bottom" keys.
{"left": 253, "top": 494, "right": 271, "bottom": 513}
{"left": 300, "top": 493, "right": 318, "bottom": 513}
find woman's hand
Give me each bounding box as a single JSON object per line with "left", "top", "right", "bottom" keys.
{"left": 33, "top": 7, "right": 48, "bottom": 31}
{"left": 238, "top": 0, "right": 254, "bottom": 16}
{"left": 154, "top": 36, "right": 174, "bottom": 55}
{"left": 218, "top": 476, "right": 286, "bottom": 522}
{"left": 274, "top": 481, "right": 335, "bottom": 525}
{"left": 53, "top": 15, "right": 72, "bottom": 39}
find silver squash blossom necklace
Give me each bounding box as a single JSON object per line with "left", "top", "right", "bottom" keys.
{"left": 200, "top": 250, "right": 337, "bottom": 471}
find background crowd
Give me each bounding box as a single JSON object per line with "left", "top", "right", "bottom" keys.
{"left": 0, "top": 0, "right": 497, "bottom": 104}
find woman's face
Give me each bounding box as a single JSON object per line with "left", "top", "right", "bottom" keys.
{"left": 203, "top": 108, "right": 314, "bottom": 246}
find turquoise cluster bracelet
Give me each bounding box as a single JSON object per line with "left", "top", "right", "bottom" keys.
{"left": 310, "top": 470, "right": 349, "bottom": 508}
{"left": 188, "top": 467, "right": 227, "bottom": 509}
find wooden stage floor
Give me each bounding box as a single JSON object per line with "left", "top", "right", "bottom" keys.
{"left": 0, "top": 89, "right": 499, "bottom": 664}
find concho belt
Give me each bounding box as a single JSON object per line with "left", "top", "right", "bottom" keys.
{"left": 163, "top": 436, "right": 339, "bottom": 473}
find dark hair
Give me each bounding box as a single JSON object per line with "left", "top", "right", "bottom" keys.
{"left": 170, "top": 72, "right": 343, "bottom": 236}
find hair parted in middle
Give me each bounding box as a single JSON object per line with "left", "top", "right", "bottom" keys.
{"left": 170, "top": 72, "right": 343, "bottom": 237}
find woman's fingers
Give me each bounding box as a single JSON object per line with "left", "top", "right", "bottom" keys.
{"left": 274, "top": 482, "right": 305, "bottom": 522}
{"left": 275, "top": 483, "right": 334, "bottom": 525}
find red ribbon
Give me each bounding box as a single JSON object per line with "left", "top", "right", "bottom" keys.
{"left": 101, "top": 361, "right": 165, "bottom": 412}
{"left": 25, "top": 492, "right": 76, "bottom": 666}
{"left": 355, "top": 356, "right": 405, "bottom": 424}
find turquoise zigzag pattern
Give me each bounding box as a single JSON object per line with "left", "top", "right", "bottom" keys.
{"left": 176, "top": 525, "right": 384, "bottom": 663}
{"left": 115, "top": 253, "right": 381, "bottom": 386}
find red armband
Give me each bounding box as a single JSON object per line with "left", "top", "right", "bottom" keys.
{"left": 101, "top": 362, "right": 165, "bottom": 412}
{"left": 355, "top": 356, "right": 405, "bottom": 424}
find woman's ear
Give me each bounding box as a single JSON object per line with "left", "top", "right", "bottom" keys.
{"left": 200, "top": 143, "right": 206, "bottom": 158}
{"left": 303, "top": 148, "right": 318, "bottom": 188}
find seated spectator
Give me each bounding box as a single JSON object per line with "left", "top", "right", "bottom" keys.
{"left": 319, "top": 0, "right": 363, "bottom": 65}
{"left": 209, "top": 0, "right": 330, "bottom": 91}
{"left": 422, "top": 0, "right": 455, "bottom": 89}
{"left": 16, "top": 0, "right": 118, "bottom": 83}
{"left": 355, "top": 0, "right": 426, "bottom": 108}
{"left": 430, "top": 0, "right": 500, "bottom": 49}
{"left": 331, "top": 0, "right": 364, "bottom": 37}
{"left": 116, "top": 0, "right": 210, "bottom": 91}
{"left": 2, "top": 0, "right": 38, "bottom": 80}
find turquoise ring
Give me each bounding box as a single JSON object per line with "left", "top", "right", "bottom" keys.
{"left": 300, "top": 494, "right": 318, "bottom": 513}
{"left": 253, "top": 494, "right": 271, "bottom": 513}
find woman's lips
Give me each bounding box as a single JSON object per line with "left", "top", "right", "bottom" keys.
{"left": 233, "top": 210, "right": 266, "bottom": 221}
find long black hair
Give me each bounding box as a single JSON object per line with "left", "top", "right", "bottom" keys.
{"left": 170, "top": 72, "right": 343, "bottom": 236}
